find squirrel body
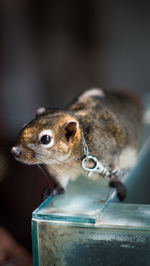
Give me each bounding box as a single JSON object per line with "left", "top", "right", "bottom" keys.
{"left": 11, "top": 88, "right": 142, "bottom": 190}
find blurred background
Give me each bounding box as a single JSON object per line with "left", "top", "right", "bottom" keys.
{"left": 0, "top": 0, "right": 150, "bottom": 259}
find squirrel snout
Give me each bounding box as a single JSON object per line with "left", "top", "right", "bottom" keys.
{"left": 11, "top": 146, "right": 22, "bottom": 158}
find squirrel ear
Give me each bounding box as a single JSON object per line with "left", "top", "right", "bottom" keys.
{"left": 63, "top": 120, "right": 79, "bottom": 141}
{"left": 36, "top": 107, "right": 46, "bottom": 117}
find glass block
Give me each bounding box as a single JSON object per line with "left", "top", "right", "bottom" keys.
{"left": 32, "top": 201, "right": 150, "bottom": 266}
{"left": 32, "top": 170, "right": 150, "bottom": 266}
{"left": 33, "top": 176, "right": 114, "bottom": 225}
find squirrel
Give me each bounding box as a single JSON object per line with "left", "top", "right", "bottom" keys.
{"left": 11, "top": 88, "right": 142, "bottom": 201}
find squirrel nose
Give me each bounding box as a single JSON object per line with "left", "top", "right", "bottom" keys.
{"left": 11, "top": 146, "right": 21, "bottom": 158}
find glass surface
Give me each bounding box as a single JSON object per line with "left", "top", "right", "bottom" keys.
{"left": 33, "top": 176, "right": 115, "bottom": 225}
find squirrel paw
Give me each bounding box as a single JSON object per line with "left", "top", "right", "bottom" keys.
{"left": 109, "top": 180, "right": 127, "bottom": 201}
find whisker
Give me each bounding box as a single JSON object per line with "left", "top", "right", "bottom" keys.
{"left": 37, "top": 156, "right": 62, "bottom": 176}
{"left": 52, "top": 157, "right": 83, "bottom": 175}
{"left": 36, "top": 151, "right": 83, "bottom": 176}
{"left": 38, "top": 164, "right": 46, "bottom": 175}
{"left": 37, "top": 164, "right": 52, "bottom": 186}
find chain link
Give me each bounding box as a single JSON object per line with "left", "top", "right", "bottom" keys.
{"left": 82, "top": 135, "right": 89, "bottom": 158}
{"left": 81, "top": 135, "right": 129, "bottom": 179}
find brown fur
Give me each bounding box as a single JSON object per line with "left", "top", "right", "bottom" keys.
{"left": 11, "top": 88, "right": 142, "bottom": 188}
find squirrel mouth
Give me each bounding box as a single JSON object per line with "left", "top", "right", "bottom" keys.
{"left": 11, "top": 145, "right": 39, "bottom": 165}
{"left": 11, "top": 146, "right": 22, "bottom": 158}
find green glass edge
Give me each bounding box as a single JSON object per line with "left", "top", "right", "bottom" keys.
{"left": 32, "top": 219, "right": 39, "bottom": 266}
{"left": 32, "top": 195, "right": 54, "bottom": 215}
{"left": 33, "top": 213, "right": 96, "bottom": 225}
{"left": 32, "top": 191, "right": 117, "bottom": 225}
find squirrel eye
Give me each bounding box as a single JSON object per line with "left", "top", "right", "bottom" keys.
{"left": 40, "top": 135, "right": 51, "bottom": 145}
{"left": 38, "top": 129, "right": 54, "bottom": 148}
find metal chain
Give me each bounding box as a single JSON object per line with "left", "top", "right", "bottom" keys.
{"left": 82, "top": 135, "right": 89, "bottom": 158}
{"left": 81, "top": 134, "right": 129, "bottom": 179}
{"left": 111, "top": 168, "right": 130, "bottom": 177}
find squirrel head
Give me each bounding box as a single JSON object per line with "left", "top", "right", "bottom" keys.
{"left": 11, "top": 108, "right": 82, "bottom": 166}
